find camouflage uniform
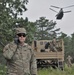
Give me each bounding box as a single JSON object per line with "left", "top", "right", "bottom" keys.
{"left": 67, "top": 55, "right": 72, "bottom": 67}
{"left": 3, "top": 28, "right": 37, "bottom": 75}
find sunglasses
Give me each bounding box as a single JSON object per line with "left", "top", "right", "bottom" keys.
{"left": 17, "top": 33, "right": 26, "bottom": 37}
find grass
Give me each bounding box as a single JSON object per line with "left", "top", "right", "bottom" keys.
{"left": 0, "top": 64, "right": 74, "bottom": 75}
{"left": 38, "top": 64, "right": 74, "bottom": 75}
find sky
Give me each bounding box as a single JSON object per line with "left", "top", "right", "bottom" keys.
{"left": 22, "top": 0, "right": 74, "bottom": 36}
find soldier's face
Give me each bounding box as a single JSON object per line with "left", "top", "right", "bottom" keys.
{"left": 17, "top": 33, "right": 26, "bottom": 43}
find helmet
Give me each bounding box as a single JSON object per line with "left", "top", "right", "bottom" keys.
{"left": 16, "top": 28, "right": 26, "bottom": 34}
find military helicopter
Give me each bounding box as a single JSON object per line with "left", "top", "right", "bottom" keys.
{"left": 49, "top": 5, "right": 74, "bottom": 20}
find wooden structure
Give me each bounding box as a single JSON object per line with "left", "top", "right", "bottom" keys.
{"left": 32, "top": 39, "right": 64, "bottom": 69}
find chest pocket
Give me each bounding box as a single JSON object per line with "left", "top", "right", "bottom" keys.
{"left": 22, "top": 47, "right": 31, "bottom": 61}
{"left": 13, "top": 46, "right": 31, "bottom": 61}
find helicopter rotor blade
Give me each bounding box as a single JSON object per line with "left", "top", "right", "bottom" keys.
{"left": 49, "top": 8, "right": 58, "bottom": 13}
{"left": 51, "top": 5, "right": 61, "bottom": 9}
{"left": 63, "top": 5, "right": 74, "bottom": 8}
{"left": 64, "top": 11, "right": 71, "bottom": 13}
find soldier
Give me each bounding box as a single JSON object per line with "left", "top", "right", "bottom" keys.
{"left": 3, "top": 28, "right": 37, "bottom": 75}
{"left": 45, "top": 41, "right": 57, "bottom": 52}
{"left": 67, "top": 55, "right": 72, "bottom": 67}
{"left": 51, "top": 38, "right": 57, "bottom": 51}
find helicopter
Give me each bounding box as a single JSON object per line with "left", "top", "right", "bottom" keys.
{"left": 49, "top": 5, "right": 74, "bottom": 20}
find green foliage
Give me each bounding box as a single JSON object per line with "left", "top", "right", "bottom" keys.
{"left": 0, "top": 0, "right": 28, "bottom": 47}
{"left": 1, "top": 64, "right": 74, "bottom": 75}
{"left": 58, "top": 32, "right": 74, "bottom": 62}
{"left": 0, "top": 64, "right": 7, "bottom": 75}
{"left": 35, "top": 17, "right": 60, "bottom": 40}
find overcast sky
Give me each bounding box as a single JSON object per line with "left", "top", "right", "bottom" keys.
{"left": 22, "top": 0, "right": 74, "bottom": 36}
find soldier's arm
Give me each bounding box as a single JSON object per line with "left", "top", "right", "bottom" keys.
{"left": 3, "top": 43, "right": 17, "bottom": 60}
{"left": 30, "top": 48, "right": 37, "bottom": 75}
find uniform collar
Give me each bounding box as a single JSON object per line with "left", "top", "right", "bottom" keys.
{"left": 18, "top": 43, "right": 28, "bottom": 47}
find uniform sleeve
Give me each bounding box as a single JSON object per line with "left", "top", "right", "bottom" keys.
{"left": 30, "top": 48, "right": 37, "bottom": 75}
{"left": 3, "top": 43, "right": 17, "bottom": 60}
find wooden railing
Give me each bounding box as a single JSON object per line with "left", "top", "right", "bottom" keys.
{"left": 35, "top": 52, "right": 64, "bottom": 60}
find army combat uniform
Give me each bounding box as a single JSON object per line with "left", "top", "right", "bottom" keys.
{"left": 67, "top": 55, "right": 72, "bottom": 67}
{"left": 3, "top": 41, "right": 37, "bottom": 75}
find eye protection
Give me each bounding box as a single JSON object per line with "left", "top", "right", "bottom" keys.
{"left": 17, "top": 33, "right": 26, "bottom": 37}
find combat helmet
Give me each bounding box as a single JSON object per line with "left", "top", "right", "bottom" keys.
{"left": 16, "top": 28, "right": 26, "bottom": 34}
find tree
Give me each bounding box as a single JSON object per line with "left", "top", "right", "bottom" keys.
{"left": 0, "top": 0, "right": 28, "bottom": 17}
{"left": 70, "top": 33, "right": 74, "bottom": 61}
{"left": 34, "top": 17, "right": 60, "bottom": 40}
{"left": 0, "top": 0, "right": 28, "bottom": 49}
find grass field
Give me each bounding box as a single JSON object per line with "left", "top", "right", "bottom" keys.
{"left": 38, "top": 64, "right": 74, "bottom": 75}
{"left": 0, "top": 64, "right": 74, "bottom": 75}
